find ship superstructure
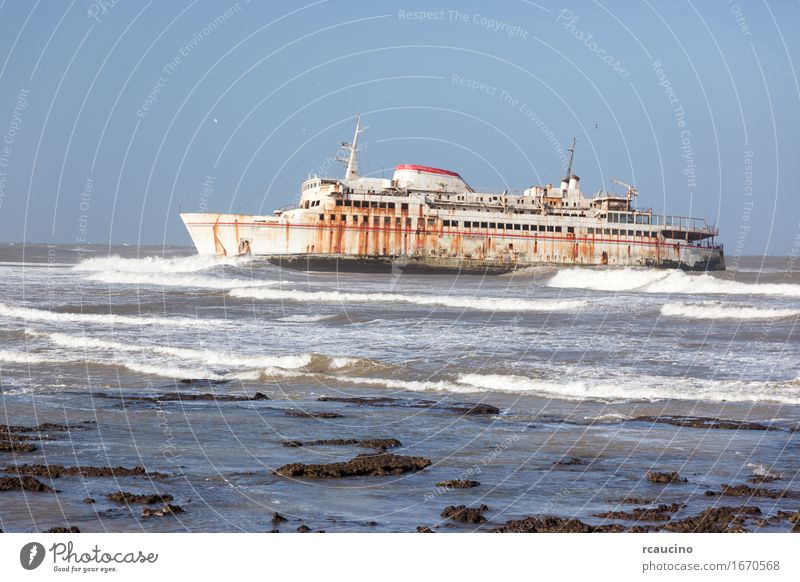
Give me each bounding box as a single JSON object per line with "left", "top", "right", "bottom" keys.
{"left": 181, "top": 116, "right": 724, "bottom": 273}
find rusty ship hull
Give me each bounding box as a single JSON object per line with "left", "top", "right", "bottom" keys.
{"left": 181, "top": 117, "right": 724, "bottom": 273}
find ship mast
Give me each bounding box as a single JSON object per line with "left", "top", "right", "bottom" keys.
{"left": 565, "top": 137, "right": 577, "bottom": 180}
{"left": 336, "top": 114, "right": 368, "bottom": 180}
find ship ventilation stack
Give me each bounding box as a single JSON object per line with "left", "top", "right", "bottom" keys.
{"left": 569, "top": 175, "right": 580, "bottom": 190}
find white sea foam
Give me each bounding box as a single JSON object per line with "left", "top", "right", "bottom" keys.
{"left": 85, "top": 271, "right": 279, "bottom": 290}
{"left": 0, "top": 349, "right": 54, "bottom": 365}
{"left": 0, "top": 302, "right": 229, "bottom": 328}
{"left": 276, "top": 314, "right": 338, "bottom": 323}
{"left": 324, "top": 370, "right": 800, "bottom": 404}
{"left": 661, "top": 302, "right": 800, "bottom": 321}
{"left": 548, "top": 268, "right": 800, "bottom": 297}
{"left": 229, "top": 288, "right": 587, "bottom": 313}
{"left": 453, "top": 373, "right": 800, "bottom": 404}
{"left": 74, "top": 254, "right": 251, "bottom": 274}
{"left": 39, "top": 332, "right": 313, "bottom": 370}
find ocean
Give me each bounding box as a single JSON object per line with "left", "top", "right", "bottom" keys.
{"left": 0, "top": 243, "right": 798, "bottom": 532}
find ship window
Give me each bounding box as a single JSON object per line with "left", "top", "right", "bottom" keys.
{"left": 443, "top": 220, "right": 449, "bottom": 227}
{"left": 480, "top": 222, "right": 488, "bottom": 228}
{"left": 401, "top": 203, "right": 409, "bottom": 210}
{"left": 406, "top": 218, "right": 412, "bottom": 225}
{"left": 603, "top": 228, "right": 610, "bottom": 235}
{"left": 371, "top": 201, "right": 378, "bottom": 208}
{"left": 555, "top": 226, "right": 562, "bottom": 232}
{"left": 353, "top": 201, "right": 361, "bottom": 208}
{"left": 547, "top": 226, "right": 554, "bottom": 232}
{"left": 612, "top": 229, "right": 619, "bottom": 235}
{"left": 330, "top": 214, "right": 336, "bottom": 220}
{"left": 506, "top": 223, "right": 513, "bottom": 229}
{"left": 427, "top": 218, "right": 435, "bottom": 225}
{"left": 514, "top": 224, "right": 521, "bottom": 230}
{"left": 384, "top": 217, "right": 391, "bottom": 224}
{"left": 588, "top": 228, "right": 594, "bottom": 234}
{"left": 379, "top": 202, "right": 387, "bottom": 209}
{"left": 388, "top": 202, "right": 396, "bottom": 209}
{"left": 319, "top": 214, "right": 324, "bottom": 220}
{"left": 522, "top": 224, "right": 529, "bottom": 231}
{"left": 451, "top": 221, "right": 458, "bottom": 227}
{"left": 344, "top": 200, "right": 352, "bottom": 207}
{"left": 567, "top": 226, "right": 574, "bottom": 233}
{"left": 628, "top": 230, "right": 634, "bottom": 236}
{"left": 336, "top": 200, "right": 343, "bottom": 206}
{"left": 489, "top": 223, "right": 496, "bottom": 228}
{"left": 396, "top": 217, "right": 401, "bottom": 225}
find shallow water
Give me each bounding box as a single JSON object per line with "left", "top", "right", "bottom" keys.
{"left": 0, "top": 244, "right": 798, "bottom": 532}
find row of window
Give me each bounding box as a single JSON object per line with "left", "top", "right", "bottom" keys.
{"left": 322, "top": 214, "right": 414, "bottom": 225}
{"left": 315, "top": 215, "right": 660, "bottom": 238}
{"left": 587, "top": 227, "right": 658, "bottom": 237}
{"left": 608, "top": 212, "right": 652, "bottom": 225}
{"left": 334, "top": 199, "right": 409, "bottom": 210}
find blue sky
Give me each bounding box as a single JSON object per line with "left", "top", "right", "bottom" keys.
{"left": 0, "top": 0, "right": 797, "bottom": 254}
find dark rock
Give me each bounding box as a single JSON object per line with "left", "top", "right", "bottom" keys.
{"left": 296, "top": 525, "right": 311, "bottom": 533}
{"left": 318, "top": 396, "right": 399, "bottom": 405}
{"left": 284, "top": 410, "right": 343, "bottom": 419}
{"left": 274, "top": 453, "right": 431, "bottom": 478}
{"left": 631, "top": 415, "right": 780, "bottom": 431}
{"left": 142, "top": 504, "right": 184, "bottom": 517}
{"left": 1, "top": 421, "right": 94, "bottom": 434}
{"left": 44, "top": 526, "right": 80, "bottom": 533}
{"left": 441, "top": 504, "right": 489, "bottom": 524}
{"left": 747, "top": 474, "right": 782, "bottom": 484}
{"left": 416, "top": 526, "right": 434, "bottom": 533}
{"left": 710, "top": 483, "right": 799, "bottom": 500}
{"left": 83, "top": 497, "right": 95, "bottom": 504}
{"left": 0, "top": 475, "right": 56, "bottom": 493}
{"left": 646, "top": 471, "right": 687, "bottom": 484}
{"left": 0, "top": 441, "right": 37, "bottom": 453}
{"left": 3, "top": 464, "right": 169, "bottom": 479}
{"left": 105, "top": 392, "right": 268, "bottom": 402}
{"left": 664, "top": 506, "right": 761, "bottom": 533}
{"left": 435, "top": 479, "right": 481, "bottom": 489}
{"left": 281, "top": 438, "right": 401, "bottom": 451}
{"left": 595, "top": 503, "right": 684, "bottom": 522}
{"left": 448, "top": 404, "right": 500, "bottom": 415}
{"left": 553, "top": 457, "right": 588, "bottom": 467}
{"left": 106, "top": 491, "right": 174, "bottom": 505}
{"left": 493, "top": 516, "right": 609, "bottom": 533}
{"left": 271, "top": 512, "right": 287, "bottom": 524}
{"left": 609, "top": 497, "right": 655, "bottom": 505}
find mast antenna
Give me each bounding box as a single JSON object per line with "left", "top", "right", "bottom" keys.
{"left": 335, "top": 114, "right": 368, "bottom": 180}
{"left": 565, "top": 137, "right": 577, "bottom": 181}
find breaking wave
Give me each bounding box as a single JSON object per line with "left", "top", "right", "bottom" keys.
{"left": 0, "top": 349, "right": 53, "bottom": 365}
{"left": 323, "top": 371, "right": 800, "bottom": 404}
{"left": 452, "top": 373, "right": 800, "bottom": 404}
{"left": 275, "top": 314, "right": 339, "bottom": 323}
{"left": 27, "top": 331, "right": 387, "bottom": 377}
{"left": 661, "top": 302, "right": 800, "bottom": 321}
{"left": 548, "top": 268, "right": 800, "bottom": 297}
{"left": 229, "top": 288, "right": 587, "bottom": 313}
{"left": 74, "top": 254, "right": 251, "bottom": 274}
{"left": 84, "top": 271, "right": 279, "bottom": 290}
{"left": 0, "top": 302, "right": 230, "bottom": 328}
